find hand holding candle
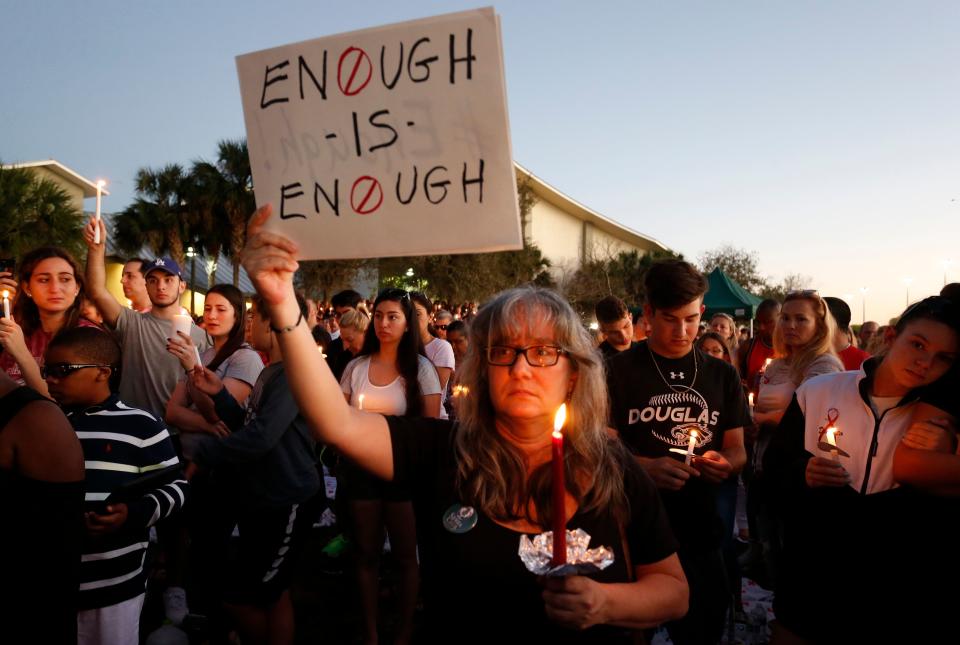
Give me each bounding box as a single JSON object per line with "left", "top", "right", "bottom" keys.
{"left": 551, "top": 403, "right": 567, "bottom": 567}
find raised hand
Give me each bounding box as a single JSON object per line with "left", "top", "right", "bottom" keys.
{"left": 240, "top": 204, "right": 300, "bottom": 307}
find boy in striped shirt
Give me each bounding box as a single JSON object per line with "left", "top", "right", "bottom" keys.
{"left": 44, "top": 327, "right": 189, "bottom": 645}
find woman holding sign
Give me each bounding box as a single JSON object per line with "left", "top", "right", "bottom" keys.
{"left": 231, "top": 205, "right": 688, "bottom": 643}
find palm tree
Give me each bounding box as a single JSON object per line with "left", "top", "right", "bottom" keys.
{"left": 214, "top": 140, "right": 255, "bottom": 286}
{"left": 113, "top": 164, "right": 191, "bottom": 266}
{"left": 0, "top": 164, "right": 84, "bottom": 260}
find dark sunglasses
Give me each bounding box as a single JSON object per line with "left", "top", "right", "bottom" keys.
{"left": 42, "top": 363, "right": 113, "bottom": 379}
{"left": 435, "top": 324, "right": 449, "bottom": 331}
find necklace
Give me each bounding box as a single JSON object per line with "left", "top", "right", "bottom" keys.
{"left": 647, "top": 343, "right": 698, "bottom": 393}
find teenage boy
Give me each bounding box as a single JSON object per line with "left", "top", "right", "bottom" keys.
{"left": 120, "top": 258, "right": 151, "bottom": 313}
{"left": 595, "top": 295, "right": 637, "bottom": 358}
{"left": 607, "top": 259, "right": 749, "bottom": 645}
{"left": 186, "top": 294, "right": 320, "bottom": 645}
{"left": 83, "top": 218, "right": 209, "bottom": 419}
{"left": 44, "top": 327, "right": 188, "bottom": 645}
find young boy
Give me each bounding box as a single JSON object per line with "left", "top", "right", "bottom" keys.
{"left": 44, "top": 327, "right": 189, "bottom": 645}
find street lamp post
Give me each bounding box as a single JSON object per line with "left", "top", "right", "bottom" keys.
{"left": 859, "top": 287, "right": 869, "bottom": 325}
{"left": 944, "top": 259, "right": 954, "bottom": 287}
{"left": 903, "top": 277, "right": 913, "bottom": 308}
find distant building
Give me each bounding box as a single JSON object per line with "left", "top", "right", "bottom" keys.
{"left": 517, "top": 163, "right": 670, "bottom": 281}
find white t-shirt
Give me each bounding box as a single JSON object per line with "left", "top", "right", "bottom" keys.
{"left": 340, "top": 354, "right": 442, "bottom": 416}
{"left": 424, "top": 338, "right": 455, "bottom": 419}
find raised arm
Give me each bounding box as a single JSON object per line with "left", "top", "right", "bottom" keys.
{"left": 240, "top": 205, "right": 394, "bottom": 480}
{"left": 82, "top": 217, "right": 122, "bottom": 328}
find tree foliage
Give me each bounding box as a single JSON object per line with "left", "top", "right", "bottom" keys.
{"left": 562, "top": 248, "right": 683, "bottom": 318}
{"left": 698, "top": 245, "right": 767, "bottom": 293}
{"left": 0, "top": 164, "right": 85, "bottom": 260}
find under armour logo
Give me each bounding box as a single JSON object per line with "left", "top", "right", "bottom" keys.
{"left": 154, "top": 259, "right": 166, "bottom": 266}
{"left": 669, "top": 371, "right": 685, "bottom": 380}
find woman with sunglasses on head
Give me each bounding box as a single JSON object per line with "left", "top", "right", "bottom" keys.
{"left": 339, "top": 287, "right": 441, "bottom": 645}
{"left": 747, "top": 290, "right": 843, "bottom": 588}
{"left": 0, "top": 247, "right": 98, "bottom": 398}
{"left": 238, "top": 206, "right": 687, "bottom": 643}
{"left": 165, "top": 284, "right": 264, "bottom": 460}
{"left": 763, "top": 297, "right": 960, "bottom": 642}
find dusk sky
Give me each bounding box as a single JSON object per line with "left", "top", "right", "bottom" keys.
{"left": 3, "top": 1, "right": 958, "bottom": 322}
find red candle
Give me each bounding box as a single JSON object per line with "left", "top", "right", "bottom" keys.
{"left": 551, "top": 404, "right": 567, "bottom": 566}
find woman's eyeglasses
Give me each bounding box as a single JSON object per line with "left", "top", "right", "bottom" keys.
{"left": 785, "top": 289, "right": 820, "bottom": 298}
{"left": 486, "top": 345, "right": 566, "bottom": 367}
{"left": 41, "top": 363, "right": 113, "bottom": 379}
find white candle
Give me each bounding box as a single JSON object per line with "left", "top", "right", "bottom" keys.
{"left": 94, "top": 180, "right": 106, "bottom": 244}
{"left": 171, "top": 314, "right": 193, "bottom": 339}
{"left": 2, "top": 290, "right": 9, "bottom": 319}
{"left": 685, "top": 429, "right": 699, "bottom": 465}
{"left": 358, "top": 394, "right": 365, "bottom": 410}
{"left": 825, "top": 427, "right": 840, "bottom": 461}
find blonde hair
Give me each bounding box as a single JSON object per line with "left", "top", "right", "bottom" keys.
{"left": 339, "top": 308, "right": 370, "bottom": 333}
{"left": 453, "top": 287, "right": 630, "bottom": 527}
{"left": 773, "top": 293, "right": 838, "bottom": 385}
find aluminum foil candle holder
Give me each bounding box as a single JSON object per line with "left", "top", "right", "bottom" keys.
{"left": 518, "top": 528, "right": 614, "bottom": 577}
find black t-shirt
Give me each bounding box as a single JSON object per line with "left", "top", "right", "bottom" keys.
{"left": 387, "top": 415, "right": 677, "bottom": 644}
{"left": 606, "top": 341, "right": 750, "bottom": 548}
{"left": 598, "top": 340, "right": 638, "bottom": 360}
{"left": 919, "top": 366, "right": 959, "bottom": 418}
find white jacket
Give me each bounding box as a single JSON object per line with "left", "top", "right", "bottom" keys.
{"left": 795, "top": 363, "right": 916, "bottom": 495}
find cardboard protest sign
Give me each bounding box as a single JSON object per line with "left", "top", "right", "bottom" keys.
{"left": 236, "top": 7, "right": 521, "bottom": 260}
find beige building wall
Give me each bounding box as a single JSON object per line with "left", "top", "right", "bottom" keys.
{"left": 29, "top": 166, "right": 86, "bottom": 213}
{"left": 527, "top": 198, "right": 584, "bottom": 274}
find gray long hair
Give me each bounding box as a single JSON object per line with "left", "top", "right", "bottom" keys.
{"left": 453, "top": 287, "right": 629, "bottom": 528}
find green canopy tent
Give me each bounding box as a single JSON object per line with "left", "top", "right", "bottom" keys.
{"left": 703, "top": 267, "right": 763, "bottom": 325}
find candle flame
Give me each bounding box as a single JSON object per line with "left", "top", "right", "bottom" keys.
{"left": 764, "top": 358, "right": 772, "bottom": 367}
{"left": 2, "top": 290, "right": 7, "bottom": 299}
{"left": 553, "top": 403, "right": 567, "bottom": 435}
{"left": 825, "top": 426, "right": 838, "bottom": 448}
{"left": 748, "top": 393, "right": 755, "bottom": 406}
{"left": 689, "top": 429, "right": 698, "bottom": 439}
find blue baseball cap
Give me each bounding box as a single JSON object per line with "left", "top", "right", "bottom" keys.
{"left": 144, "top": 257, "right": 183, "bottom": 278}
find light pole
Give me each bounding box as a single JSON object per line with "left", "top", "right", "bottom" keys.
{"left": 186, "top": 246, "right": 197, "bottom": 315}
{"left": 944, "top": 259, "right": 954, "bottom": 287}
{"left": 903, "top": 277, "right": 912, "bottom": 308}
{"left": 859, "top": 287, "right": 869, "bottom": 325}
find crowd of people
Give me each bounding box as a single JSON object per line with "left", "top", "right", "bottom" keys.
{"left": 0, "top": 206, "right": 957, "bottom": 644}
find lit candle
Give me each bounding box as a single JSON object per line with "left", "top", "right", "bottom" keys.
{"left": 192, "top": 345, "right": 203, "bottom": 370}
{"left": 685, "top": 429, "right": 699, "bottom": 466}
{"left": 358, "top": 393, "right": 365, "bottom": 410}
{"left": 825, "top": 426, "right": 840, "bottom": 461}
{"left": 551, "top": 403, "right": 567, "bottom": 566}
{"left": 126, "top": 299, "right": 133, "bottom": 309}
{"left": 94, "top": 179, "right": 106, "bottom": 244}
{"left": 748, "top": 392, "right": 755, "bottom": 421}
{"left": 763, "top": 358, "right": 772, "bottom": 372}
{"left": 2, "top": 290, "right": 9, "bottom": 319}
